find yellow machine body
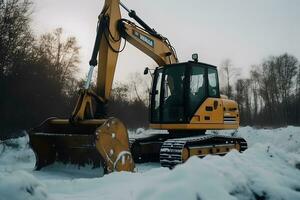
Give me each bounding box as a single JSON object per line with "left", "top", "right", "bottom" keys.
{"left": 150, "top": 98, "right": 239, "bottom": 130}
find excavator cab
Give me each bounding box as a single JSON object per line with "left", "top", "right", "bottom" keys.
{"left": 150, "top": 61, "right": 220, "bottom": 124}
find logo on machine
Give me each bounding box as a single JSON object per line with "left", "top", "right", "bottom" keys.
{"left": 133, "top": 30, "right": 154, "bottom": 47}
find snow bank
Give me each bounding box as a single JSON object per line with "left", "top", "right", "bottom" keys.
{"left": 206, "top": 126, "right": 300, "bottom": 158}
{"left": 0, "top": 136, "right": 46, "bottom": 200}
{"left": 0, "top": 170, "right": 48, "bottom": 200}
{"left": 41, "top": 143, "right": 300, "bottom": 200}
{"left": 0, "top": 127, "right": 299, "bottom": 200}
{"left": 135, "top": 145, "right": 300, "bottom": 200}
{"left": 0, "top": 135, "right": 35, "bottom": 171}
{"left": 43, "top": 126, "right": 300, "bottom": 200}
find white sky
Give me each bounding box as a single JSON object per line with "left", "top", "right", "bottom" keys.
{"left": 32, "top": 0, "right": 300, "bottom": 82}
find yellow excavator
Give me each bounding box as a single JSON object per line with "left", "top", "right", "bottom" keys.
{"left": 29, "top": 0, "right": 247, "bottom": 174}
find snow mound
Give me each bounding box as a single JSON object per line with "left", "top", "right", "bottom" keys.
{"left": 39, "top": 127, "right": 300, "bottom": 200}
{"left": 0, "top": 135, "right": 35, "bottom": 171}
{"left": 40, "top": 143, "right": 300, "bottom": 200}
{"left": 0, "top": 126, "right": 299, "bottom": 200}
{"left": 0, "top": 170, "right": 48, "bottom": 200}
{"left": 135, "top": 145, "right": 300, "bottom": 200}
{"left": 210, "top": 126, "right": 300, "bottom": 153}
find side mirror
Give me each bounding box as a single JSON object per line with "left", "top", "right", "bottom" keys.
{"left": 144, "top": 67, "right": 149, "bottom": 75}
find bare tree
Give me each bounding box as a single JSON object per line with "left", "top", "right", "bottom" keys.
{"left": 259, "top": 58, "right": 280, "bottom": 124}
{"left": 111, "top": 82, "right": 130, "bottom": 102}
{"left": 0, "top": 0, "right": 34, "bottom": 75}
{"left": 235, "top": 79, "right": 245, "bottom": 120}
{"left": 128, "top": 72, "right": 151, "bottom": 105}
{"left": 36, "top": 28, "right": 80, "bottom": 91}
{"left": 0, "top": 0, "right": 36, "bottom": 135}
{"left": 235, "top": 79, "right": 252, "bottom": 125}
{"left": 220, "top": 59, "right": 240, "bottom": 98}
{"left": 274, "top": 54, "right": 298, "bottom": 124}
{"left": 297, "top": 64, "right": 300, "bottom": 97}
{"left": 250, "top": 65, "right": 261, "bottom": 121}
{"left": 296, "top": 64, "right": 300, "bottom": 124}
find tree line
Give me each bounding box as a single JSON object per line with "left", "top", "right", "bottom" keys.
{"left": 220, "top": 54, "right": 300, "bottom": 127}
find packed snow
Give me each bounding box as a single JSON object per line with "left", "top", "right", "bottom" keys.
{"left": 0, "top": 127, "right": 299, "bottom": 200}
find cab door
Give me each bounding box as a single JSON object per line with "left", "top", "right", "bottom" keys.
{"left": 189, "top": 65, "right": 223, "bottom": 124}
{"left": 205, "top": 68, "right": 223, "bottom": 124}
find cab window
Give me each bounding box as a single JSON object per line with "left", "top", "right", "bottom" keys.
{"left": 208, "top": 68, "right": 220, "bottom": 97}
{"left": 162, "top": 66, "right": 185, "bottom": 122}
{"left": 189, "top": 66, "right": 206, "bottom": 116}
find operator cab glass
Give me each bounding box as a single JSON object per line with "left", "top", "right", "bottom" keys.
{"left": 150, "top": 62, "right": 220, "bottom": 124}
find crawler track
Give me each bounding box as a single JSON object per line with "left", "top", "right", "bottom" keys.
{"left": 160, "top": 135, "right": 247, "bottom": 168}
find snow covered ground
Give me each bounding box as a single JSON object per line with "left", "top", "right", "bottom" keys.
{"left": 0, "top": 127, "right": 299, "bottom": 200}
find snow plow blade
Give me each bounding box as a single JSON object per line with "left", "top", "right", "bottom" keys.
{"left": 28, "top": 117, "right": 135, "bottom": 174}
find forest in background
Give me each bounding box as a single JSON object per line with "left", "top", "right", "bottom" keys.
{"left": 219, "top": 54, "right": 300, "bottom": 127}
{"left": 0, "top": 0, "right": 299, "bottom": 139}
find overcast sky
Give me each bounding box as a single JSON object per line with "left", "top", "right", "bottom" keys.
{"left": 32, "top": 0, "right": 300, "bottom": 81}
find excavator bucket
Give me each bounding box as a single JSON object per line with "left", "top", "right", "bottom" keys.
{"left": 28, "top": 117, "right": 135, "bottom": 174}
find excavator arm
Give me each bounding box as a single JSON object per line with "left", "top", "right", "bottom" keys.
{"left": 71, "top": 0, "right": 178, "bottom": 122}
